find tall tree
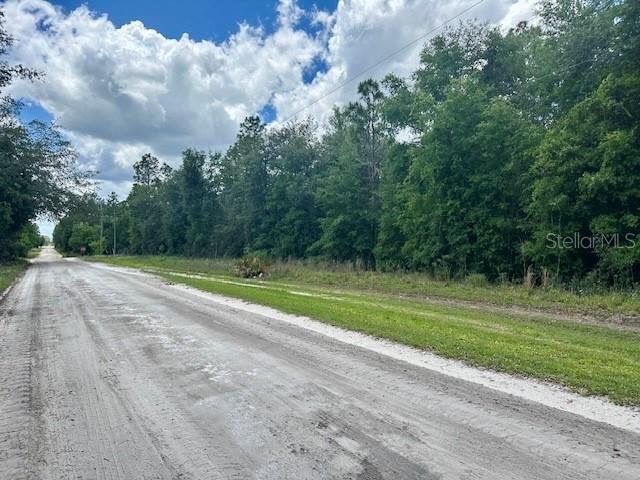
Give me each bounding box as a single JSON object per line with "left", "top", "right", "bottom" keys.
{"left": 50, "top": 0, "right": 640, "bottom": 288}
{"left": 0, "top": 12, "right": 83, "bottom": 260}
{"left": 311, "top": 88, "right": 387, "bottom": 266}
{"left": 261, "top": 120, "right": 321, "bottom": 258}
{"left": 133, "top": 153, "right": 160, "bottom": 186}
{"left": 182, "top": 148, "right": 219, "bottom": 256}
{"left": 526, "top": 74, "right": 640, "bottom": 285}
{"left": 217, "top": 116, "right": 267, "bottom": 255}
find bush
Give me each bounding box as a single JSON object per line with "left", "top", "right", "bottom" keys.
{"left": 15, "top": 222, "right": 42, "bottom": 257}
{"left": 233, "top": 252, "right": 271, "bottom": 278}
{"left": 465, "top": 273, "right": 489, "bottom": 288}
{"left": 68, "top": 222, "right": 99, "bottom": 254}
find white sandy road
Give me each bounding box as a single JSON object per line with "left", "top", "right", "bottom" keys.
{"left": 90, "top": 265, "right": 640, "bottom": 433}
{"left": 1, "top": 247, "right": 639, "bottom": 479}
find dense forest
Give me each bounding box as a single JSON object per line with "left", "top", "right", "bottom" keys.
{"left": 54, "top": 0, "right": 639, "bottom": 287}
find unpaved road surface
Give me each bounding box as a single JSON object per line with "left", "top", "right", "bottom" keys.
{"left": 1, "top": 247, "right": 639, "bottom": 479}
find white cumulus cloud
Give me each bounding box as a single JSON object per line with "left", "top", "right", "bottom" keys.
{"left": 3, "top": 0, "right": 533, "bottom": 202}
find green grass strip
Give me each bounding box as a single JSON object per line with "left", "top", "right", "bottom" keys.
{"left": 0, "top": 260, "right": 29, "bottom": 295}
{"left": 90, "top": 256, "right": 640, "bottom": 406}
{"left": 88, "top": 255, "right": 640, "bottom": 317}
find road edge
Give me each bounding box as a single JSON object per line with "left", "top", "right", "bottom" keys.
{"left": 0, "top": 263, "right": 29, "bottom": 307}
{"left": 87, "top": 259, "right": 640, "bottom": 434}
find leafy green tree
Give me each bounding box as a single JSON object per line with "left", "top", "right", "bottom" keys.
{"left": 399, "top": 78, "right": 540, "bottom": 279}
{"left": 49, "top": 0, "right": 639, "bottom": 288}
{"left": 415, "top": 22, "right": 489, "bottom": 101}
{"left": 133, "top": 153, "right": 160, "bottom": 186}
{"left": 261, "top": 120, "right": 321, "bottom": 258}
{"left": 106, "top": 192, "right": 129, "bottom": 255}
{"left": 533, "top": 0, "right": 629, "bottom": 119}
{"left": 400, "top": 79, "right": 489, "bottom": 276}
{"left": 53, "top": 194, "right": 101, "bottom": 253}
{"left": 161, "top": 170, "right": 187, "bottom": 254}
{"left": 0, "top": 12, "right": 83, "bottom": 260}
{"left": 311, "top": 81, "right": 390, "bottom": 265}
{"left": 128, "top": 165, "right": 164, "bottom": 254}
{"left": 375, "top": 143, "right": 412, "bottom": 270}
{"left": 16, "top": 222, "right": 42, "bottom": 257}
{"left": 217, "top": 116, "right": 268, "bottom": 256}
{"left": 526, "top": 74, "right": 640, "bottom": 284}
{"left": 469, "top": 98, "right": 541, "bottom": 278}
{"left": 182, "top": 148, "right": 219, "bottom": 256}
{"left": 68, "top": 222, "right": 99, "bottom": 254}
{"left": 311, "top": 110, "right": 375, "bottom": 264}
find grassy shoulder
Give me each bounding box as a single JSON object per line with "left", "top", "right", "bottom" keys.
{"left": 1, "top": 248, "right": 41, "bottom": 296}
{"left": 0, "top": 260, "right": 29, "bottom": 295}
{"left": 89, "top": 255, "right": 640, "bottom": 406}
{"left": 89, "top": 255, "right": 640, "bottom": 318}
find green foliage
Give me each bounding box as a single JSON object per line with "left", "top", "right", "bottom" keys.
{"left": 16, "top": 222, "right": 43, "bottom": 257}
{"left": 182, "top": 148, "right": 218, "bottom": 256}
{"left": 53, "top": 194, "right": 100, "bottom": 253}
{"left": 233, "top": 252, "right": 271, "bottom": 278}
{"left": 92, "top": 255, "right": 640, "bottom": 406}
{"left": 0, "top": 260, "right": 28, "bottom": 293}
{"left": 465, "top": 273, "right": 489, "bottom": 288}
{"left": 91, "top": 255, "right": 640, "bottom": 317}
{"left": 395, "top": 79, "right": 540, "bottom": 280}
{"left": 68, "top": 222, "right": 98, "bottom": 255}
{"left": 54, "top": 0, "right": 639, "bottom": 288}
{"left": 526, "top": 74, "right": 640, "bottom": 285}
{"left": 0, "top": 12, "right": 83, "bottom": 261}
{"left": 374, "top": 142, "right": 412, "bottom": 270}
{"left": 218, "top": 116, "right": 268, "bottom": 256}
{"left": 132, "top": 153, "right": 161, "bottom": 186}
{"left": 311, "top": 80, "right": 390, "bottom": 266}
{"left": 0, "top": 117, "right": 83, "bottom": 260}
{"left": 261, "top": 120, "right": 321, "bottom": 258}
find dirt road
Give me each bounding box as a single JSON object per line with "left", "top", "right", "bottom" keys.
{"left": 1, "top": 247, "right": 639, "bottom": 479}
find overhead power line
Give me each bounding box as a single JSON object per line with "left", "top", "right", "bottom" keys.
{"left": 278, "top": 0, "right": 487, "bottom": 124}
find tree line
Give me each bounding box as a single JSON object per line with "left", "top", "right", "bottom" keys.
{"left": 0, "top": 12, "right": 84, "bottom": 261}
{"left": 54, "top": 0, "right": 640, "bottom": 287}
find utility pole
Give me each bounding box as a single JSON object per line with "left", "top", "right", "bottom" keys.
{"left": 99, "top": 201, "right": 104, "bottom": 255}
{"left": 108, "top": 191, "right": 118, "bottom": 255}
{"left": 113, "top": 201, "right": 117, "bottom": 255}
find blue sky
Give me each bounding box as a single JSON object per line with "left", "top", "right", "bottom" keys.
{"left": 20, "top": 0, "right": 337, "bottom": 126}
{"left": 4, "top": 0, "right": 533, "bottom": 236}
{"left": 53, "top": 0, "right": 338, "bottom": 41}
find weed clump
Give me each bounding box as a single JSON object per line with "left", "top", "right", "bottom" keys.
{"left": 465, "top": 273, "right": 488, "bottom": 288}
{"left": 234, "top": 253, "right": 271, "bottom": 278}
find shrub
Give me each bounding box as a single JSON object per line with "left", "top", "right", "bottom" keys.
{"left": 233, "top": 252, "right": 271, "bottom": 278}
{"left": 465, "top": 273, "right": 488, "bottom": 288}
{"left": 68, "top": 222, "right": 99, "bottom": 254}
{"left": 524, "top": 265, "right": 534, "bottom": 289}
